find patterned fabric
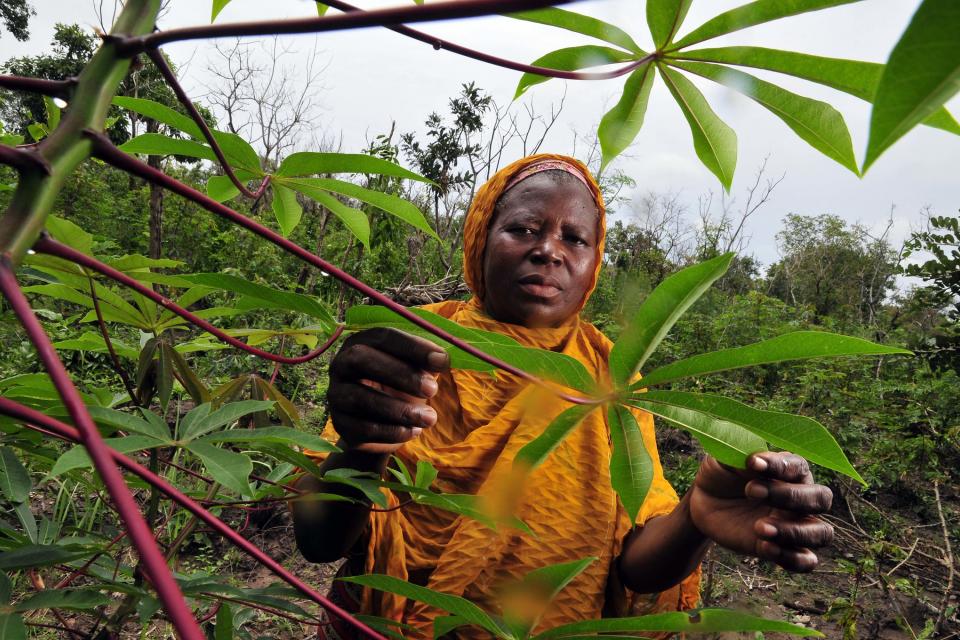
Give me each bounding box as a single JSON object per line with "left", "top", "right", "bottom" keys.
{"left": 305, "top": 154, "right": 700, "bottom": 638}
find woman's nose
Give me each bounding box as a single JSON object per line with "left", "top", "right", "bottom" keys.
{"left": 530, "top": 234, "right": 563, "bottom": 264}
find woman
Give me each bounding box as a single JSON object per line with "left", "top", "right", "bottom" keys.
{"left": 293, "top": 155, "right": 834, "bottom": 636}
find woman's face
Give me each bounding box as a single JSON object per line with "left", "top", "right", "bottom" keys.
{"left": 481, "top": 172, "right": 600, "bottom": 328}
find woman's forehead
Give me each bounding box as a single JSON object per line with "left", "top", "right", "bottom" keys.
{"left": 496, "top": 172, "right": 598, "bottom": 217}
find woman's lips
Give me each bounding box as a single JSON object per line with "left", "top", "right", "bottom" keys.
{"left": 517, "top": 276, "right": 563, "bottom": 299}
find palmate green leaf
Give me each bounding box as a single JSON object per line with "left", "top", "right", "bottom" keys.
{"left": 610, "top": 253, "right": 733, "bottom": 387}
{"left": 647, "top": 0, "right": 693, "bottom": 49}
{"left": 673, "top": 0, "right": 862, "bottom": 50}
{"left": 630, "top": 398, "right": 766, "bottom": 468}
{"left": 510, "top": 7, "right": 643, "bottom": 54}
{"left": 14, "top": 589, "right": 111, "bottom": 612}
{"left": 0, "top": 446, "right": 31, "bottom": 503}
{"left": 322, "top": 468, "right": 389, "bottom": 507}
{"left": 515, "top": 46, "right": 637, "bottom": 100}
{"left": 215, "top": 603, "right": 232, "bottom": 640}
{"left": 532, "top": 608, "right": 822, "bottom": 640}
{"left": 339, "top": 575, "right": 509, "bottom": 639}
{"left": 279, "top": 177, "right": 439, "bottom": 240}
{"left": 659, "top": 66, "right": 737, "bottom": 191}
{"left": 113, "top": 96, "right": 197, "bottom": 138}
{"left": 0, "top": 544, "right": 94, "bottom": 570}
{"left": 185, "top": 441, "right": 252, "bottom": 495}
{"left": 508, "top": 557, "right": 598, "bottom": 639}
{"left": 85, "top": 406, "right": 170, "bottom": 440}
{"left": 200, "top": 426, "right": 338, "bottom": 453}
{"left": 634, "top": 391, "right": 863, "bottom": 482}
{"left": 179, "top": 400, "right": 276, "bottom": 442}
{"left": 52, "top": 436, "right": 166, "bottom": 476}
{"left": 346, "top": 305, "right": 595, "bottom": 393}
{"left": 514, "top": 404, "right": 598, "bottom": 470}
{"left": 864, "top": 0, "right": 960, "bottom": 171}
{"left": 633, "top": 331, "right": 911, "bottom": 389}
{"left": 598, "top": 62, "right": 655, "bottom": 170}
{"left": 22, "top": 284, "right": 145, "bottom": 327}
{"left": 674, "top": 46, "right": 960, "bottom": 135}
{"left": 608, "top": 404, "right": 652, "bottom": 522}
{"left": 317, "top": 3, "right": 329, "bottom": 15}
{"left": 299, "top": 189, "right": 370, "bottom": 247}
{"left": 271, "top": 182, "right": 303, "bottom": 237}
{"left": 672, "top": 61, "right": 858, "bottom": 174}
{"left": 207, "top": 175, "right": 240, "bottom": 202}
{"left": 0, "top": 614, "right": 26, "bottom": 640}
{"left": 276, "top": 152, "right": 431, "bottom": 183}
{"left": 211, "top": 0, "right": 232, "bottom": 22}
{"left": 120, "top": 133, "right": 216, "bottom": 160}
{"left": 176, "top": 272, "right": 336, "bottom": 330}
{"left": 52, "top": 332, "right": 139, "bottom": 361}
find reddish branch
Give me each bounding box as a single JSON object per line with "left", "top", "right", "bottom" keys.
{"left": 0, "top": 144, "right": 51, "bottom": 176}
{"left": 87, "top": 132, "right": 600, "bottom": 406}
{"left": 118, "top": 0, "right": 575, "bottom": 53}
{"left": 0, "top": 397, "right": 389, "bottom": 640}
{"left": 35, "top": 234, "right": 346, "bottom": 365}
{"left": 0, "top": 75, "right": 73, "bottom": 99}
{"left": 0, "top": 261, "right": 205, "bottom": 640}
{"left": 321, "top": 0, "right": 651, "bottom": 80}
{"left": 145, "top": 49, "right": 271, "bottom": 200}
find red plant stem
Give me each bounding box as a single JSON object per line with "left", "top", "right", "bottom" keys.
{"left": 88, "top": 277, "right": 140, "bottom": 403}
{"left": 88, "top": 133, "right": 599, "bottom": 406}
{"left": 145, "top": 49, "right": 270, "bottom": 200}
{"left": 0, "top": 144, "right": 52, "bottom": 175}
{"left": 321, "top": 0, "right": 652, "bottom": 80}
{"left": 0, "top": 398, "right": 388, "bottom": 640}
{"left": 118, "top": 0, "right": 575, "bottom": 53}
{"left": 0, "top": 75, "right": 73, "bottom": 99}
{"left": 0, "top": 263, "right": 205, "bottom": 640}
{"left": 35, "top": 234, "right": 346, "bottom": 365}
{"left": 269, "top": 335, "right": 286, "bottom": 385}
{"left": 196, "top": 600, "right": 222, "bottom": 624}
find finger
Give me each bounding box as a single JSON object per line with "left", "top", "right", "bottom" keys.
{"left": 745, "top": 479, "right": 833, "bottom": 513}
{"left": 333, "top": 343, "right": 439, "bottom": 398}
{"left": 755, "top": 517, "right": 834, "bottom": 548}
{"left": 331, "top": 411, "right": 423, "bottom": 447}
{"left": 756, "top": 540, "right": 820, "bottom": 573}
{"left": 748, "top": 452, "right": 814, "bottom": 484}
{"left": 330, "top": 382, "right": 437, "bottom": 428}
{"left": 350, "top": 328, "right": 450, "bottom": 373}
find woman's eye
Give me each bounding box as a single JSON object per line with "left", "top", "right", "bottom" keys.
{"left": 509, "top": 226, "right": 535, "bottom": 235}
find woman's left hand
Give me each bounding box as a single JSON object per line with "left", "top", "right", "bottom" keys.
{"left": 688, "top": 451, "right": 834, "bottom": 572}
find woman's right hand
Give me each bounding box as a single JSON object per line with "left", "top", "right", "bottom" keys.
{"left": 328, "top": 327, "right": 450, "bottom": 454}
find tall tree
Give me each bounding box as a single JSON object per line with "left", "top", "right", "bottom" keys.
{"left": 0, "top": 0, "right": 32, "bottom": 41}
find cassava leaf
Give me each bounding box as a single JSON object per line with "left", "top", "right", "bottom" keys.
{"left": 672, "top": 0, "right": 863, "bottom": 50}
{"left": 339, "top": 575, "right": 508, "bottom": 639}
{"left": 297, "top": 188, "right": 370, "bottom": 247}
{"left": 509, "top": 7, "right": 643, "bottom": 53}
{"left": 674, "top": 46, "right": 960, "bottom": 135}
{"left": 633, "top": 391, "right": 863, "bottom": 483}
{"left": 185, "top": 441, "right": 252, "bottom": 495}
{"left": 633, "top": 331, "right": 912, "bottom": 389}
{"left": 610, "top": 252, "right": 733, "bottom": 387}
{"left": 52, "top": 436, "right": 166, "bottom": 476}
{"left": 659, "top": 66, "right": 737, "bottom": 191}
{"left": 211, "top": 0, "right": 232, "bottom": 21}
{"left": 272, "top": 182, "right": 303, "bottom": 237}
{"left": 647, "top": 0, "right": 693, "bottom": 49}
{"left": 864, "top": 0, "right": 960, "bottom": 171}
{"left": 515, "top": 46, "right": 637, "bottom": 100}
{"left": 608, "top": 404, "right": 652, "bottom": 522}
{"left": 671, "top": 61, "right": 858, "bottom": 174}
{"left": 180, "top": 400, "right": 276, "bottom": 441}
{"left": 514, "top": 404, "right": 598, "bottom": 470}
{"left": 200, "top": 426, "right": 338, "bottom": 453}
{"left": 0, "top": 447, "right": 30, "bottom": 504}
{"left": 598, "top": 62, "right": 655, "bottom": 169}
{"left": 276, "top": 152, "right": 430, "bottom": 183}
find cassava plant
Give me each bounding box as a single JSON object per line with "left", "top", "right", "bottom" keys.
{"left": 0, "top": 0, "right": 956, "bottom": 638}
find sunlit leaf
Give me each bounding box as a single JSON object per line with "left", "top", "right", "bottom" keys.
{"left": 672, "top": 61, "right": 858, "bottom": 173}
{"left": 180, "top": 400, "right": 276, "bottom": 441}
{"left": 633, "top": 391, "right": 863, "bottom": 482}
{"left": 510, "top": 7, "right": 643, "bottom": 53}
{"left": 298, "top": 189, "right": 370, "bottom": 247}
{"left": 207, "top": 175, "right": 241, "bottom": 202}
{"left": 52, "top": 436, "right": 166, "bottom": 475}
{"left": 659, "top": 66, "right": 737, "bottom": 190}
{"left": 634, "top": 331, "right": 912, "bottom": 389}
{"left": 515, "top": 46, "right": 637, "bottom": 100}
{"left": 200, "top": 426, "right": 338, "bottom": 453}
{"left": 276, "top": 152, "right": 431, "bottom": 183}
{"left": 864, "top": 0, "right": 960, "bottom": 171}
{"left": 211, "top": 0, "right": 232, "bottom": 22}
{"left": 672, "top": 0, "right": 862, "bottom": 50}
{"left": 610, "top": 253, "right": 732, "bottom": 387}
{"left": 598, "top": 62, "right": 655, "bottom": 169}
{"left": 608, "top": 404, "right": 652, "bottom": 522}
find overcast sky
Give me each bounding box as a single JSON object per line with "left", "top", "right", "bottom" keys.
{"left": 4, "top": 1, "right": 958, "bottom": 271}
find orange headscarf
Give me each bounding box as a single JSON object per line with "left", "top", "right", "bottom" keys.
{"left": 309, "top": 155, "right": 699, "bottom": 637}
{"left": 462, "top": 154, "right": 606, "bottom": 310}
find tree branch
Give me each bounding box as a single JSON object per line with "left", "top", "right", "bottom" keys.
{"left": 0, "top": 75, "right": 74, "bottom": 99}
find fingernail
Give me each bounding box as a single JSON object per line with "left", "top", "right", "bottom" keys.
{"left": 421, "top": 375, "right": 438, "bottom": 397}
{"left": 751, "top": 456, "right": 769, "bottom": 472}
{"left": 418, "top": 406, "right": 437, "bottom": 427}
{"left": 410, "top": 427, "right": 423, "bottom": 437}
{"left": 758, "top": 522, "right": 778, "bottom": 538}
{"left": 747, "top": 483, "right": 769, "bottom": 499}
{"left": 427, "top": 351, "right": 448, "bottom": 369}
